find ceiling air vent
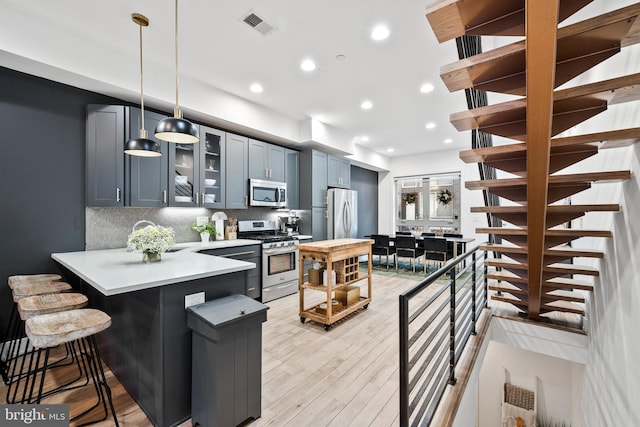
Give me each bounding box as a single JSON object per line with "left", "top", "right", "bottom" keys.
{"left": 241, "top": 11, "right": 277, "bottom": 36}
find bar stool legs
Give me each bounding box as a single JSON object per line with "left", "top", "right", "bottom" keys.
{"left": 25, "top": 309, "right": 119, "bottom": 426}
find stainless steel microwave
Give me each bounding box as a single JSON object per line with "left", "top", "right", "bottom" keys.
{"left": 249, "top": 179, "right": 287, "bottom": 208}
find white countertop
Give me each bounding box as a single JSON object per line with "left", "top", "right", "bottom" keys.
{"left": 52, "top": 239, "right": 261, "bottom": 296}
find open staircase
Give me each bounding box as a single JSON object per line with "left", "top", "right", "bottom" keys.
{"left": 425, "top": 0, "right": 640, "bottom": 319}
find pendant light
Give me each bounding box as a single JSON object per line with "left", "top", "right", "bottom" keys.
{"left": 125, "top": 13, "right": 162, "bottom": 157}
{"left": 154, "top": 0, "right": 199, "bottom": 144}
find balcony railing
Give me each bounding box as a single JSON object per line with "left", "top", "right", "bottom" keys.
{"left": 399, "top": 244, "right": 488, "bottom": 427}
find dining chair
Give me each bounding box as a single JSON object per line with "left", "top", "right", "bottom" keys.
{"left": 444, "top": 233, "right": 464, "bottom": 259}
{"left": 421, "top": 232, "right": 436, "bottom": 237}
{"left": 371, "top": 234, "right": 396, "bottom": 270}
{"left": 421, "top": 237, "right": 447, "bottom": 272}
{"left": 395, "top": 235, "right": 423, "bottom": 273}
{"left": 395, "top": 231, "right": 411, "bottom": 236}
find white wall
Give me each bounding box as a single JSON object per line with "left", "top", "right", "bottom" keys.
{"left": 478, "top": 341, "right": 581, "bottom": 426}
{"left": 572, "top": 143, "right": 640, "bottom": 426}
{"left": 379, "top": 147, "right": 487, "bottom": 243}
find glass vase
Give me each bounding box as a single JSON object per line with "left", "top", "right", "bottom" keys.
{"left": 143, "top": 251, "right": 162, "bottom": 263}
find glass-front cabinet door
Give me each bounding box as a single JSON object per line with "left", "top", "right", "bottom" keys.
{"left": 200, "top": 126, "right": 225, "bottom": 208}
{"left": 169, "top": 143, "right": 199, "bottom": 206}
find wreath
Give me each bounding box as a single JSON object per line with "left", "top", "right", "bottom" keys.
{"left": 437, "top": 189, "right": 453, "bottom": 206}
{"left": 402, "top": 192, "right": 418, "bottom": 204}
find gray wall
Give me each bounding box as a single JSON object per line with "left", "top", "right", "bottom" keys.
{"left": 0, "top": 67, "right": 119, "bottom": 331}
{"left": 351, "top": 165, "right": 378, "bottom": 238}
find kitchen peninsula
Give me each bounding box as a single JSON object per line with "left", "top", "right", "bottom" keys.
{"left": 52, "top": 240, "right": 260, "bottom": 427}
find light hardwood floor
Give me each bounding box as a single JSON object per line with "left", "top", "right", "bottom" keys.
{"left": 1, "top": 269, "right": 426, "bottom": 427}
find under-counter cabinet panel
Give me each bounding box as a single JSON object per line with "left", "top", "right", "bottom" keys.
{"left": 248, "top": 139, "right": 285, "bottom": 182}
{"left": 86, "top": 105, "right": 125, "bottom": 206}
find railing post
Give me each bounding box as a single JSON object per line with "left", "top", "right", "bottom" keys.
{"left": 484, "top": 250, "right": 489, "bottom": 308}
{"left": 471, "top": 251, "right": 477, "bottom": 336}
{"left": 448, "top": 267, "right": 457, "bottom": 386}
{"left": 399, "top": 295, "right": 409, "bottom": 427}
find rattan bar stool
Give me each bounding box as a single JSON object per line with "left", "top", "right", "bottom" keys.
{"left": 25, "top": 309, "right": 119, "bottom": 426}
{"left": 6, "top": 293, "right": 89, "bottom": 404}
{"left": 1, "top": 281, "right": 72, "bottom": 385}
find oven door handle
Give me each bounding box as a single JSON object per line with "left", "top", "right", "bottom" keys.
{"left": 262, "top": 247, "right": 297, "bottom": 256}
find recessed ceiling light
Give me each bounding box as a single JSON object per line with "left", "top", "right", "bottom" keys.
{"left": 300, "top": 59, "right": 316, "bottom": 72}
{"left": 249, "top": 83, "right": 263, "bottom": 93}
{"left": 386, "top": 148, "right": 395, "bottom": 153}
{"left": 444, "top": 138, "right": 453, "bottom": 144}
{"left": 361, "top": 100, "right": 373, "bottom": 110}
{"left": 371, "top": 25, "right": 390, "bottom": 41}
{"left": 361, "top": 136, "right": 369, "bottom": 142}
{"left": 425, "top": 122, "right": 436, "bottom": 129}
{"left": 336, "top": 54, "right": 346, "bottom": 61}
{"left": 420, "top": 83, "right": 435, "bottom": 93}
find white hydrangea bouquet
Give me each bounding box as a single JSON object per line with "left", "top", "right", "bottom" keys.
{"left": 127, "top": 225, "right": 175, "bottom": 262}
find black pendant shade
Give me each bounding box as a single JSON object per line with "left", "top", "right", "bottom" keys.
{"left": 124, "top": 136, "right": 161, "bottom": 157}
{"left": 154, "top": 115, "right": 199, "bottom": 144}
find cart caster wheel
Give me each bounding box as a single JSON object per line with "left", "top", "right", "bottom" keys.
{"left": 324, "top": 325, "right": 331, "bottom": 331}
{"left": 300, "top": 317, "right": 306, "bottom": 323}
{"left": 363, "top": 304, "right": 369, "bottom": 309}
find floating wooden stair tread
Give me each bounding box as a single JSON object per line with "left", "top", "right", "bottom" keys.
{"left": 460, "top": 127, "right": 640, "bottom": 164}
{"left": 450, "top": 73, "right": 640, "bottom": 140}
{"left": 477, "top": 227, "right": 612, "bottom": 238}
{"left": 485, "top": 259, "right": 600, "bottom": 276}
{"left": 481, "top": 243, "right": 604, "bottom": 259}
{"left": 552, "top": 127, "right": 640, "bottom": 149}
{"left": 545, "top": 277, "right": 594, "bottom": 292}
{"left": 440, "top": 3, "right": 640, "bottom": 95}
{"left": 488, "top": 271, "right": 594, "bottom": 293}
{"left": 425, "top": 0, "right": 591, "bottom": 43}
{"left": 472, "top": 204, "right": 619, "bottom": 214}
{"left": 466, "top": 170, "right": 631, "bottom": 190}
{"left": 491, "top": 294, "right": 528, "bottom": 309}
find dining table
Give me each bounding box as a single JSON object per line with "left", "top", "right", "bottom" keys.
{"left": 383, "top": 235, "right": 475, "bottom": 258}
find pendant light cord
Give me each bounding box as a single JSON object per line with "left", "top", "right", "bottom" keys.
{"left": 139, "top": 22, "right": 146, "bottom": 131}
{"left": 174, "top": 0, "right": 180, "bottom": 113}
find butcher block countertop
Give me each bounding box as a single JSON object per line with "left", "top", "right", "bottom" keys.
{"left": 297, "top": 238, "right": 374, "bottom": 253}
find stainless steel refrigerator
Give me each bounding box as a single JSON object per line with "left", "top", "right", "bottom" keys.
{"left": 327, "top": 188, "right": 358, "bottom": 239}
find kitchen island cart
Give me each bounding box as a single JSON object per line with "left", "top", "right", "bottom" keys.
{"left": 298, "top": 238, "right": 373, "bottom": 330}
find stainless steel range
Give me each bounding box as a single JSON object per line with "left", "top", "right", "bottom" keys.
{"left": 238, "top": 220, "right": 299, "bottom": 303}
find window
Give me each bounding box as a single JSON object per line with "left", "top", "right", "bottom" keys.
{"left": 395, "top": 172, "right": 461, "bottom": 234}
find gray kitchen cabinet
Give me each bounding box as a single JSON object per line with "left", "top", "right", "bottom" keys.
{"left": 198, "top": 244, "right": 261, "bottom": 299}
{"left": 285, "top": 148, "right": 299, "bottom": 209}
{"left": 311, "top": 207, "right": 328, "bottom": 241}
{"left": 126, "top": 108, "right": 169, "bottom": 207}
{"left": 225, "top": 133, "right": 249, "bottom": 209}
{"left": 169, "top": 126, "right": 225, "bottom": 208}
{"left": 328, "top": 154, "right": 350, "bottom": 189}
{"left": 248, "top": 139, "right": 285, "bottom": 182}
{"left": 86, "top": 105, "right": 125, "bottom": 207}
{"left": 299, "top": 149, "right": 328, "bottom": 239}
